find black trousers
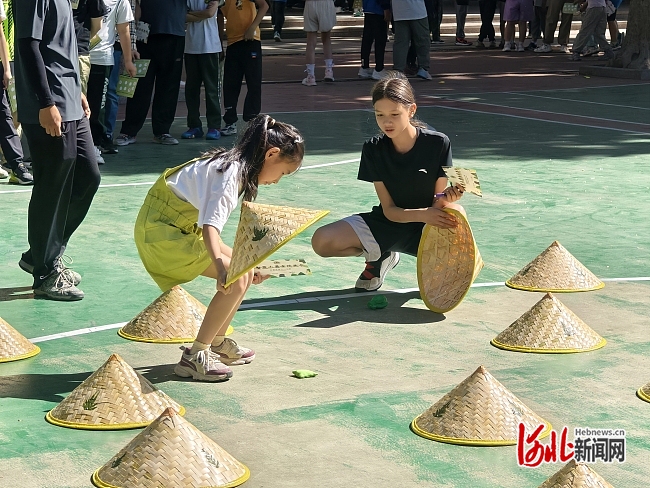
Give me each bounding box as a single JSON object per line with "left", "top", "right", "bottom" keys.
{"left": 120, "top": 34, "right": 185, "bottom": 137}
{"left": 424, "top": 0, "right": 444, "bottom": 41}
{"left": 23, "top": 117, "right": 101, "bottom": 286}
{"left": 272, "top": 1, "right": 286, "bottom": 35}
{"left": 223, "top": 40, "right": 262, "bottom": 126}
{"left": 361, "top": 13, "right": 388, "bottom": 71}
{"left": 478, "top": 0, "right": 497, "bottom": 42}
{"left": 0, "top": 66, "right": 23, "bottom": 170}
{"left": 87, "top": 63, "right": 112, "bottom": 146}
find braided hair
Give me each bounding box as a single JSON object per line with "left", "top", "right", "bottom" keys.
{"left": 202, "top": 115, "right": 305, "bottom": 201}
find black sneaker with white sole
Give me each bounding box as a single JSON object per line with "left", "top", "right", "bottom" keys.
{"left": 33, "top": 270, "right": 84, "bottom": 301}
{"left": 19, "top": 251, "right": 82, "bottom": 285}
{"left": 355, "top": 251, "right": 400, "bottom": 292}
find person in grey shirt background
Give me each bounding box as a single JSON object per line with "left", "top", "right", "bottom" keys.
{"left": 14, "top": 0, "right": 101, "bottom": 301}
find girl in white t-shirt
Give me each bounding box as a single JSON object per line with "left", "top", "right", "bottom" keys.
{"left": 134, "top": 114, "right": 304, "bottom": 382}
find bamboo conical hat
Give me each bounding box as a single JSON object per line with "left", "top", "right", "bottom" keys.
{"left": 118, "top": 286, "right": 232, "bottom": 343}
{"left": 506, "top": 241, "right": 604, "bottom": 292}
{"left": 46, "top": 354, "right": 185, "bottom": 430}
{"left": 491, "top": 293, "right": 606, "bottom": 353}
{"left": 538, "top": 459, "right": 614, "bottom": 487}
{"left": 637, "top": 381, "right": 650, "bottom": 403}
{"left": 225, "top": 202, "right": 329, "bottom": 287}
{"left": 411, "top": 365, "right": 551, "bottom": 446}
{"left": 92, "top": 407, "right": 250, "bottom": 488}
{"left": 417, "top": 209, "right": 484, "bottom": 313}
{"left": 0, "top": 317, "right": 40, "bottom": 363}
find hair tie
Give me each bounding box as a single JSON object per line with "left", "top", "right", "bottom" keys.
{"left": 268, "top": 117, "right": 276, "bottom": 128}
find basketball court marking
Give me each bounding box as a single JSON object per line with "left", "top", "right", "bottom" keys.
{"left": 509, "top": 92, "right": 650, "bottom": 111}
{"left": 27, "top": 277, "right": 650, "bottom": 344}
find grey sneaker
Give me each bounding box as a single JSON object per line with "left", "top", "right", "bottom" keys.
{"left": 115, "top": 134, "right": 136, "bottom": 146}
{"left": 355, "top": 251, "right": 400, "bottom": 292}
{"left": 34, "top": 270, "right": 84, "bottom": 301}
{"left": 174, "top": 347, "right": 233, "bottom": 382}
{"left": 153, "top": 134, "right": 179, "bottom": 145}
{"left": 211, "top": 338, "right": 256, "bottom": 365}
{"left": 19, "top": 253, "right": 82, "bottom": 285}
{"left": 220, "top": 124, "right": 237, "bottom": 136}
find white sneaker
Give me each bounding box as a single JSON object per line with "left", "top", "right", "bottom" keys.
{"left": 302, "top": 74, "right": 317, "bottom": 86}
{"left": 115, "top": 133, "right": 136, "bottom": 146}
{"left": 220, "top": 124, "right": 237, "bottom": 136}
{"left": 211, "top": 338, "right": 256, "bottom": 366}
{"left": 355, "top": 252, "right": 400, "bottom": 292}
{"left": 517, "top": 42, "right": 525, "bottom": 52}
{"left": 561, "top": 44, "right": 570, "bottom": 53}
{"left": 324, "top": 67, "right": 335, "bottom": 82}
{"left": 502, "top": 41, "right": 512, "bottom": 52}
{"left": 534, "top": 43, "right": 552, "bottom": 53}
{"left": 174, "top": 347, "right": 233, "bottom": 382}
{"left": 0, "top": 166, "right": 8, "bottom": 179}
{"left": 358, "top": 67, "right": 373, "bottom": 79}
{"left": 94, "top": 146, "right": 105, "bottom": 165}
{"left": 372, "top": 69, "right": 388, "bottom": 80}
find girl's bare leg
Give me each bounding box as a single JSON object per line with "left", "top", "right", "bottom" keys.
{"left": 312, "top": 220, "right": 365, "bottom": 257}
{"left": 197, "top": 241, "right": 253, "bottom": 344}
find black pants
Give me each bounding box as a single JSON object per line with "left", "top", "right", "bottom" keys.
{"left": 0, "top": 65, "right": 23, "bottom": 170}
{"left": 23, "top": 117, "right": 101, "bottom": 286}
{"left": 120, "top": 34, "right": 185, "bottom": 137}
{"left": 478, "top": 0, "right": 497, "bottom": 42}
{"left": 361, "top": 14, "right": 388, "bottom": 71}
{"left": 87, "top": 63, "right": 112, "bottom": 146}
{"left": 424, "top": 0, "right": 444, "bottom": 41}
{"left": 272, "top": 1, "right": 286, "bottom": 35}
{"left": 184, "top": 53, "right": 222, "bottom": 130}
{"left": 223, "top": 40, "right": 262, "bottom": 126}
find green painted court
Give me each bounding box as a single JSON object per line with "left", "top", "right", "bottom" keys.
{"left": 1, "top": 82, "right": 649, "bottom": 487}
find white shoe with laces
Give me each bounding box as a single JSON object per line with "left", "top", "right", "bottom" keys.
{"left": 534, "top": 43, "right": 552, "bottom": 53}
{"left": 174, "top": 347, "right": 233, "bottom": 382}
{"left": 324, "top": 67, "right": 335, "bottom": 82}
{"left": 302, "top": 73, "right": 317, "bottom": 86}
{"left": 358, "top": 67, "right": 373, "bottom": 79}
{"left": 211, "top": 338, "right": 256, "bottom": 366}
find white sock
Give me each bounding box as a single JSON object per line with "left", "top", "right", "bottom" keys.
{"left": 325, "top": 59, "right": 334, "bottom": 68}
{"left": 211, "top": 335, "right": 226, "bottom": 349}
{"left": 306, "top": 64, "right": 315, "bottom": 76}
{"left": 189, "top": 340, "right": 211, "bottom": 355}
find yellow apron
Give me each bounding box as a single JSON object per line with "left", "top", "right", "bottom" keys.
{"left": 134, "top": 160, "right": 213, "bottom": 291}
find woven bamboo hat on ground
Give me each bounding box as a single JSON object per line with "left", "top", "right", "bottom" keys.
{"left": 118, "top": 286, "right": 232, "bottom": 343}
{"left": 225, "top": 202, "right": 329, "bottom": 287}
{"left": 506, "top": 241, "right": 604, "bottom": 293}
{"left": 537, "top": 459, "right": 613, "bottom": 487}
{"left": 491, "top": 293, "right": 606, "bottom": 354}
{"left": 46, "top": 353, "right": 185, "bottom": 430}
{"left": 0, "top": 317, "right": 40, "bottom": 363}
{"left": 417, "top": 208, "right": 484, "bottom": 313}
{"left": 411, "top": 365, "right": 551, "bottom": 446}
{"left": 637, "top": 381, "right": 650, "bottom": 403}
{"left": 92, "top": 407, "right": 250, "bottom": 488}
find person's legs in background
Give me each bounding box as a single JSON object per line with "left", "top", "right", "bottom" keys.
{"left": 103, "top": 48, "right": 122, "bottom": 152}
{"left": 182, "top": 53, "right": 204, "bottom": 139}
{"left": 242, "top": 40, "right": 263, "bottom": 122}
{"left": 150, "top": 35, "right": 184, "bottom": 143}
{"left": 456, "top": 0, "right": 473, "bottom": 45}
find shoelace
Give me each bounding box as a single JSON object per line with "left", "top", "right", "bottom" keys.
{"left": 52, "top": 269, "right": 76, "bottom": 290}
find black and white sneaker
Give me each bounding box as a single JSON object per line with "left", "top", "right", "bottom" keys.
{"left": 355, "top": 252, "right": 400, "bottom": 292}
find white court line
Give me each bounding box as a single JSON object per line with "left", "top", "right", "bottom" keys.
{"left": 27, "top": 277, "right": 650, "bottom": 343}
{"left": 429, "top": 97, "right": 650, "bottom": 128}
{"left": 432, "top": 105, "right": 649, "bottom": 135}
{"left": 510, "top": 93, "right": 650, "bottom": 111}
{"left": 0, "top": 158, "right": 361, "bottom": 195}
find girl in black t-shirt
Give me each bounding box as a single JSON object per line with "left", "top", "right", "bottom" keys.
{"left": 312, "top": 73, "right": 466, "bottom": 291}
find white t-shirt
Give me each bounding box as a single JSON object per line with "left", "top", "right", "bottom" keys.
{"left": 90, "top": 0, "right": 134, "bottom": 65}
{"left": 392, "top": 0, "right": 427, "bottom": 21}
{"left": 185, "top": 0, "right": 223, "bottom": 54}
{"left": 0, "top": 2, "right": 6, "bottom": 21}
{"left": 166, "top": 158, "right": 240, "bottom": 232}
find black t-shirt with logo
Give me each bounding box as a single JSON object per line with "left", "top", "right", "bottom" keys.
{"left": 73, "top": 0, "right": 109, "bottom": 56}
{"left": 357, "top": 128, "right": 453, "bottom": 255}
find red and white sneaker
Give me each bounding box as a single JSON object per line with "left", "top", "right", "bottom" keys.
{"left": 211, "top": 338, "right": 256, "bottom": 366}
{"left": 174, "top": 347, "right": 233, "bottom": 382}
{"left": 355, "top": 252, "right": 400, "bottom": 292}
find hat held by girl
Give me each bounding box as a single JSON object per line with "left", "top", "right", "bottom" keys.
{"left": 134, "top": 115, "right": 304, "bottom": 382}
{"left": 311, "top": 72, "right": 469, "bottom": 295}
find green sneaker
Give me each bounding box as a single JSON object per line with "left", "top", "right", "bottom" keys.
{"left": 34, "top": 270, "right": 84, "bottom": 301}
